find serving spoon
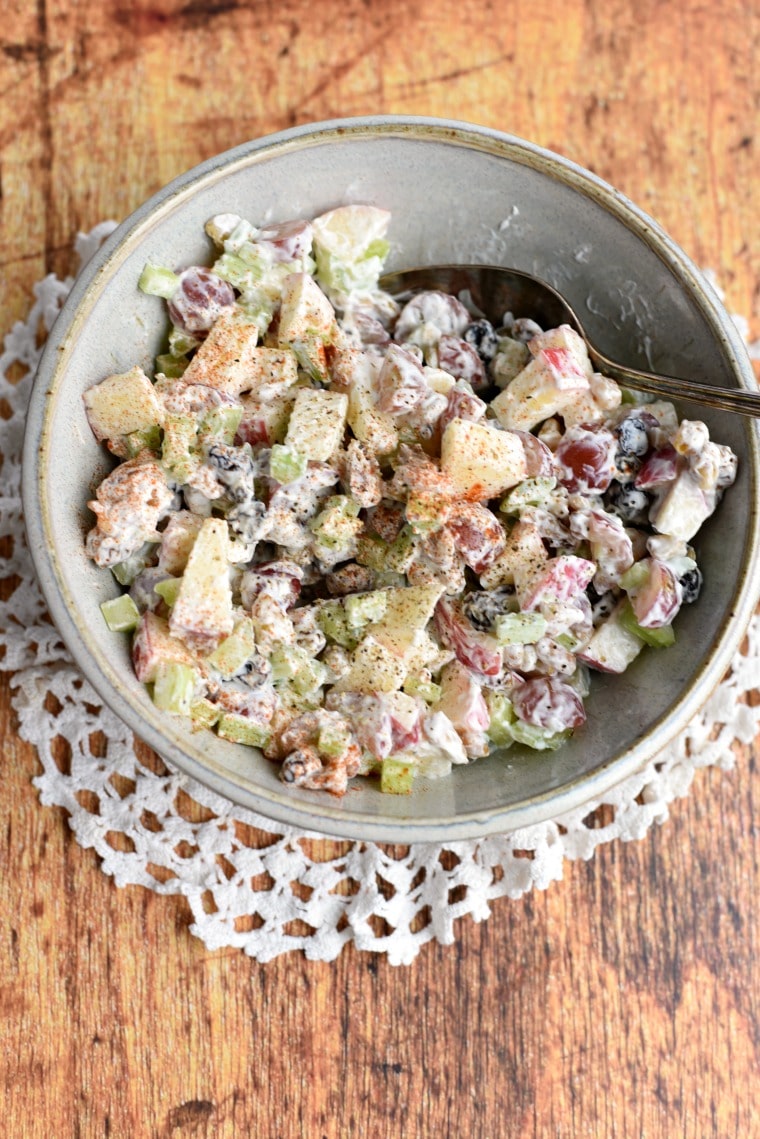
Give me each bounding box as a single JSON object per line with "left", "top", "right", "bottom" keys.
{"left": 380, "top": 265, "right": 760, "bottom": 418}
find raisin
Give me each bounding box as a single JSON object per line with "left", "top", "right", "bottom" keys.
{"left": 463, "top": 319, "right": 498, "bottom": 363}
{"left": 679, "top": 566, "right": 703, "bottom": 604}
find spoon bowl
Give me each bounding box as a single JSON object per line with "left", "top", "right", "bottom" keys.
{"left": 381, "top": 264, "right": 760, "bottom": 417}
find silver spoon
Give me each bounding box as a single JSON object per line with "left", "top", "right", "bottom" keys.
{"left": 380, "top": 264, "right": 760, "bottom": 418}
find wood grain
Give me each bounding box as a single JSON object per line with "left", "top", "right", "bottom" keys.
{"left": 1, "top": 1, "right": 759, "bottom": 1136}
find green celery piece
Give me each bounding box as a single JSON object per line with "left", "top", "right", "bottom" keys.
{"left": 206, "top": 618, "right": 255, "bottom": 678}
{"left": 168, "top": 325, "right": 200, "bottom": 357}
{"left": 270, "top": 645, "right": 308, "bottom": 683}
{"left": 620, "top": 561, "right": 651, "bottom": 593}
{"left": 138, "top": 263, "right": 179, "bottom": 299}
{"left": 190, "top": 698, "right": 221, "bottom": 730}
{"left": 405, "top": 494, "right": 442, "bottom": 535}
{"left": 270, "top": 443, "right": 307, "bottom": 485}
{"left": 356, "top": 535, "right": 388, "bottom": 572}
{"left": 217, "top": 713, "right": 271, "bottom": 748}
{"left": 125, "top": 424, "right": 162, "bottom": 457}
{"left": 486, "top": 693, "right": 517, "bottom": 747}
{"left": 618, "top": 599, "right": 676, "bottom": 648}
{"left": 385, "top": 526, "right": 417, "bottom": 574}
{"left": 111, "top": 543, "right": 153, "bottom": 587}
{"left": 318, "top": 723, "right": 352, "bottom": 760}
{"left": 152, "top": 662, "right": 197, "bottom": 715}
{"left": 509, "top": 719, "right": 572, "bottom": 751}
{"left": 345, "top": 590, "right": 388, "bottom": 629}
{"left": 494, "top": 612, "right": 547, "bottom": 645}
{"left": 403, "top": 675, "right": 442, "bottom": 705}
{"left": 292, "top": 659, "right": 328, "bottom": 697}
{"left": 500, "top": 476, "right": 557, "bottom": 515}
{"left": 199, "top": 405, "right": 244, "bottom": 446}
{"left": 380, "top": 756, "right": 415, "bottom": 795}
{"left": 161, "top": 413, "right": 198, "bottom": 483}
{"left": 315, "top": 601, "right": 359, "bottom": 650}
{"left": 154, "top": 576, "right": 182, "bottom": 608}
{"left": 100, "top": 594, "right": 140, "bottom": 633}
{"left": 155, "top": 353, "right": 189, "bottom": 379}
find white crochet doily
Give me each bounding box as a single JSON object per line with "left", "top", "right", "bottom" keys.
{"left": 3, "top": 225, "right": 759, "bottom": 965}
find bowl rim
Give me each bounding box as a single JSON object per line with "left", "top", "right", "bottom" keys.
{"left": 22, "top": 114, "right": 760, "bottom": 843}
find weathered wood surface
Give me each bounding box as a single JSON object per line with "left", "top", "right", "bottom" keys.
{"left": 1, "top": 1, "right": 758, "bottom": 1135}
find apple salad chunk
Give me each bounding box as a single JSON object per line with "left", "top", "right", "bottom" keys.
{"left": 85, "top": 205, "right": 737, "bottom": 797}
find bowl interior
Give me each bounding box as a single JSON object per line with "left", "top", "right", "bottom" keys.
{"left": 25, "top": 118, "right": 760, "bottom": 842}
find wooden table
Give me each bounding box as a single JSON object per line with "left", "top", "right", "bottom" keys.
{"left": 2, "top": 2, "right": 759, "bottom": 1135}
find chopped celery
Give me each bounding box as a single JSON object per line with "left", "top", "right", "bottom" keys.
{"left": 620, "top": 562, "right": 650, "bottom": 593}
{"left": 380, "top": 756, "right": 415, "bottom": 795}
{"left": 152, "top": 662, "right": 197, "bottom": 715}
{"left": 309, "top": 496, "right": 363, "bottom": 560}
{"left": 217, "top": 713, "right": 271, "bottom": 748}
{"left": 485, "top": 693, "right": 517, "bottom": 747}
{"left": 270, "top": 644, "right": 308, "bottom": 683}
{"left": 199, "top": 405, "right": 244, "bottom": 446}
{"left": 269, "top": 443, "right": 307, "bottom": 485}
{"left": 190, "top": 698, "right": 221, "bottom": 730}
{"left": 155, "top": 353, "right": 189, "bottom": 379}
{"left": 318, "top": 723, "right": 352, "bottom": 759}
{"left": 405, "top": 494, "right": 441, "bottom": 535}
{"left": 154, "top": 576, "right": 182, "bottom": 608}
{"left": 509, "top": 720, "right": 572, "bottom": 751}
{"left": 206, "top": 617, "right": 255, "bottom": 678}
{"left": 345, "top": 590, "right": 388, "bottom": 629}
{"left": 619, "top": 599, "right": 676, "bottom": 648}
{"left": 494, "top": 612, "right": 547, "bottom": 645}
{"left": 138, "top": 263, "right": 179, "bottom": 299}
{"left": 125, "top": 423, "right": 162, "bottom": 457}
{"left": 500, "top": 476, "right": 557, "bottom": 515}
{"left": 312, "top": 205, "right": 391, "bottom": 294}
{"left": 403, "top": 675, "right": 442, "bottom": 705}
{"left": 292, "top": 658, "right": 328, "bottom": 697}
{"left": 161, "top": 413, "right": 198, "bottom": 483}
{"left": 168, "top": 326, "right": 200, "bottom": 357}
{"left": 385, "top": 526, "right": 417, "bottom": 574}
{"left": 315, "top": 601, "right": 359, "bottom": 650}
{"left": 485, "top": 690, "right": 571, "bottom": 750}
{"left": 356, "top": 535, "right": 388, "bottom": 572}
{"left": 100, "top": 594, "right": 140, "bottom": 633}
{"left": 111, "top": 543, "right": 154, "bottom": 586}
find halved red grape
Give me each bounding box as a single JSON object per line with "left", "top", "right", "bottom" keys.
{"left": 554, "top": 426, "right": 617, "bottom": 493}
{"left": 512, "top": 677, "right": 586, "bottom": 731}
{"left": 167, "top": 267, "right": 236, "bottom": 335}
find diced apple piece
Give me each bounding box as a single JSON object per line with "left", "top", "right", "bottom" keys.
{"left": 578, "top": 603, "right": 644, "bottom": 673}
{"left": 332, "top": 635, "right": 407, "bottom": 694}
{"left": 434, "top": 659, "right": 490, "bottom": 758}
{"left": 237, "top": 390, "right": 297, "bottom": 446}
{"left": 158, "top": 511, "right": 204, "bottom": 574}
{"left": 241, "top": 346, "right": 299, "bottom": 394}
{"left": 649, "top": 468, "right": 711, "bottom": 540}
{"left": 490, "top": 342, "right": 592, "bottom": 432}
{"left": 181, "top": 310, "right": 260, "bottom": 395}
{"left": 440, "top": 418, "right": 527, "bottom": 499}
{"left": 132, "top": 610, "right": 204, "bottom": 683}
{"left": 277, "top": 272, "right": 337, "bottom": 380}
{"left": 519, "top": 554, "right": 596, "bottom": 611}
{"left": 434, "top": 598, "right": 502, "bottom": 677}
{"left": 479, "top": 519, "right": 548, "bottom": 591}
{"left": 311, "top": 204, "right": 391, "bottom": 294}
{"left": 369, "top": 584, "right": 444, "bottom": 660}
{"left": 346, "top": 354, "right": 398, "bottom": 455}
{"left": 169, "top": 517, "right": 234, "bottom": 652}
{"left": 527, "top": 325, "right": 592, "bottom": 384}
{"left": 284, "top": 387, "right": 348, "bottom": 462}
{"left": 83, "top": 366, "right": 165, "bottom": 444}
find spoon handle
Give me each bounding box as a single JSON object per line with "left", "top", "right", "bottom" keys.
{"left": 588, "top": 348, "right": 760, "bottom": 419}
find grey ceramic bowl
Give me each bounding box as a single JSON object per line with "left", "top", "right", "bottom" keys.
{"left": 23, "top": 116, "right": 760, "bottom": 843}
